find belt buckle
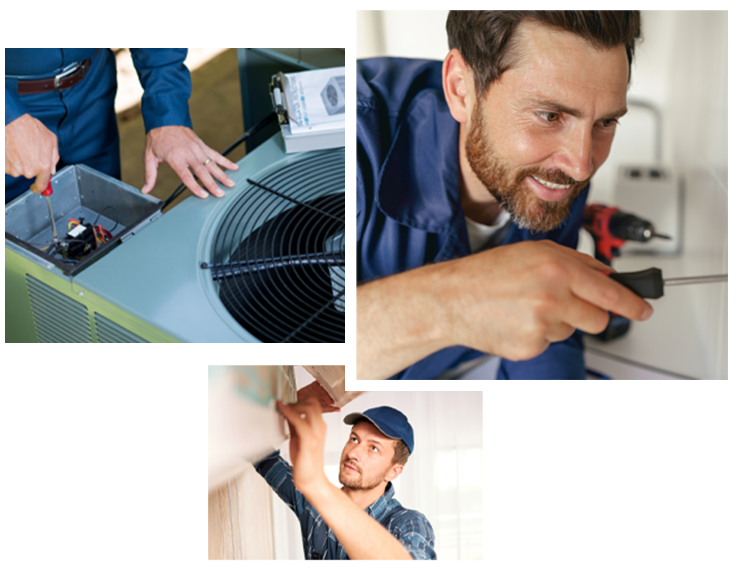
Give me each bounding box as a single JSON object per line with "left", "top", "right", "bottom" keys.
{"left": 53, "top": 61, "right": 84, "bottom": 91}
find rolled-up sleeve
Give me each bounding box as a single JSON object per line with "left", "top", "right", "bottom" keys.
{"left": 253, "top": 450, "right": 309, "bottom": 517}
{"left": 129, "top": 48, "right": 192, "bottom": 132}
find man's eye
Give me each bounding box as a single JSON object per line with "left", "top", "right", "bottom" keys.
{"left": 536, "top": 111, "right": 560, "bottom": 123}
{"left": 601, "top": 118, "right": 620, "bottom": 128}
{"left": 371, "top": 446, "right": 378, "bottom": 452}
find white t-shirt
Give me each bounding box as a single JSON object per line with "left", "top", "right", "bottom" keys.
{"left": 443, "top": 209, "right": 512, "bottom": 379}
{"left": 465, "top": 208, "right": 511, "bottom": 254}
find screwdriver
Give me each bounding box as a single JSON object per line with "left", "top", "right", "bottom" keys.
{"left": 42, "top": 181, "right": 59, "bottom": 242}
{"left": 609, "top": 267, "right": 728, "bottom": 299}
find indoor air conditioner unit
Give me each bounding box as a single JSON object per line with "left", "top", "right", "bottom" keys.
{"left": 5, "top": 134, "right": 345, "bottom": 343}
{"left": 208, "top": 364, "right": 297, "bottom": 492}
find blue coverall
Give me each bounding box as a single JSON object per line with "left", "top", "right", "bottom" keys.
{"left": 357, "top": 57, "right": 589, "bottom": 379}
{"left": 5, "top": 48, "right": 192, "bottom": 203}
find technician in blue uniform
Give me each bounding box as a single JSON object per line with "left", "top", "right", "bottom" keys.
{"left": 256, "top": 398, "right": 436, "bottom": 560}
{"left": 357, "top": 11, "right": 655, "bottom": 380}
{"left": 5, "top": 48, "right": 237, "bottom": 204}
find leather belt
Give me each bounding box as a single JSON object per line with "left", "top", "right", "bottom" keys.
{"left": 17, "top": 50, "right": 99, "bottom": 95}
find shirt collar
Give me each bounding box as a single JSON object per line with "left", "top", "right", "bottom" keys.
{"left": 366, "top": 481, "right": 397, "bottom": 520}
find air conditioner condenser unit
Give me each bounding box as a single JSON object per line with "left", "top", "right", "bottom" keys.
{"left": 5, "top": 134, "right": 345, "bottom": 343}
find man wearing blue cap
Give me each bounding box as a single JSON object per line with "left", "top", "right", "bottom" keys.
{"left": 254, "top": 397, "right": 436, "bottom": 560}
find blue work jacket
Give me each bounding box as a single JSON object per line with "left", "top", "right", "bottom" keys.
{"left": 357, "top": 57, "right": 589, "bottom": 380}
{"left": 5, "top": 48, "right": 192, "bottom": 131}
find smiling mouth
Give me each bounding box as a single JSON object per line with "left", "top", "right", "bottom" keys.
{"left": 530, "top": 175, "right": 571, "bottom": 191}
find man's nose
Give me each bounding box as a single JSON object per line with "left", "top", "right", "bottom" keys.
{"left": 556, "top": 125, "right": 594, "bottom": 182}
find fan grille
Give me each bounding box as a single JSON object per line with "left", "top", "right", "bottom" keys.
{"left": 207, "top": 148, "right": 344, "bottom": 343}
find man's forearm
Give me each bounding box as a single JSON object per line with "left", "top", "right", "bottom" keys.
{"left": 303, "top": 477, "right": 413, "bottom": 560}
{"left": 358, "top": 263, "right": 451, "bottom": 380}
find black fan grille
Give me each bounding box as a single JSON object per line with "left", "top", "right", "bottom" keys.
{"left": 206, "top": 148, "right": 344, "bottom": 343}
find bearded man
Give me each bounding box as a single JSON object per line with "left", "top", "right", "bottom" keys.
{"left": 357, "top": 10, "right": 655, "bottom": 380}
{"left": 254, "top": 400, "right": 435, "bottom": 560}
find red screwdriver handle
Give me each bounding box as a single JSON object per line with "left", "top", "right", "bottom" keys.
{"left": 42, "top": 181, "right": 53, "bottom": 197}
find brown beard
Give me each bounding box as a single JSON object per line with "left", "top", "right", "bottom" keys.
{"left": 464, "top": 101, "right": 589, "bottom": 233}
{"left": 339, "top": 460, "right": 391, "bottom": 491}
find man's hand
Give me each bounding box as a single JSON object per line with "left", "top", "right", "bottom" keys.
{"left": 358, "top": 239, "right": 654, "bottom": 380}
{"left": 442, "top": 240, "right": 653, "bottom": 360}
{"left": 5, "top": 113, "right": 59, "bottom": 194}
{"left": 276, "top": 398, "right": 329, "bottom": 496}
{"left": 142, "top": 125, "right": 238, "bottom": 198}
{"left": 297, "top": 381, "right": 340, "bottom": 414}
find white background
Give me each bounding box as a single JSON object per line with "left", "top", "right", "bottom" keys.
{"left": 2, "top": 3, "right": 737, "bottom": 569}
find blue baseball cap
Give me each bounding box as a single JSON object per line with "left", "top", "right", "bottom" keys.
{"left": 343, "top": 406, "right": 414, "bottom": 455}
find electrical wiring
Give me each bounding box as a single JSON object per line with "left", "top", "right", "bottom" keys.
{"left": 93, "top": 206, "right": 120, "bottom": 232}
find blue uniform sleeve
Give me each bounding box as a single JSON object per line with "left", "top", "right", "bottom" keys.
{"left": 356, "top": 61, "right": 383, "bottom": 282}
{"left": 129, "top": 48, "right": 192, "bottom": 132}
{"left": 390, "top": 511, "right": 437, "bottom": 560}
{"left": 253, "top": 449, "right": 309, "bottom": 516}
{"left": 5, "top": 85, "right": 28, "bottom": 125}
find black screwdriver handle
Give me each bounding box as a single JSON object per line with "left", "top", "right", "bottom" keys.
{"left": 609, "top": 267, "right": 664, "bottom": 299}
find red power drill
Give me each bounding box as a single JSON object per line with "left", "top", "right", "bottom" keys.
{"left": 582, "top": 204, "right": 671, "bottom": 341}
{"left": 583, "top": 204, "right": 671, "bottom": 265}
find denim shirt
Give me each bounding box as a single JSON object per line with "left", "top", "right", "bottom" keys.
{"left": 254, "top": 450, "right": 437, "bottom": 560}
{"left": 357, "top": 57, "right": 589, "bottom": 380}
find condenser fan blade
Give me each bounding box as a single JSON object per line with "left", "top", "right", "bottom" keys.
{"left": 218, "top": 193, "right": 344, "bottom": 342}
{"left": 208, "top": 147, "right": 345, "bottom": 343}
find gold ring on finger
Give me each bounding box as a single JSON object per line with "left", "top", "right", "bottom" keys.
{"left": 203, "top": 158, "right": 212, "bottom": 166}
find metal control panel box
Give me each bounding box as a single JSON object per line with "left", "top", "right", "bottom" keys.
{"left": 5, "top": 165, "right": 162, "bottom": 276}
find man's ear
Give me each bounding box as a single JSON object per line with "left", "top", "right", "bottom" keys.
{"left": 442, "top": 48, "right": 474, "bottom": 124}
{"left": 385, "top": 463, "right": 404, "bottom": 482}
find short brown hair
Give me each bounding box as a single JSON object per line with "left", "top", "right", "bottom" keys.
{"left": 447, "top": 11, "right": 642, "bottom": 99}
{"left": 392, "top": 438, "right": 411, "bottom": 467}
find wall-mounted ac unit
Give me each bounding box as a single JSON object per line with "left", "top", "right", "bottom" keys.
{"left": 5, "top": 134, "right": 345, "bottom": 343}
{"left": 208, "top": 365, "right": 297, "bottom": 492}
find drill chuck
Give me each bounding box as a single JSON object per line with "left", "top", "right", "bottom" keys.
{"left": 609, "top": 212, "right": 655, "bottom": 243}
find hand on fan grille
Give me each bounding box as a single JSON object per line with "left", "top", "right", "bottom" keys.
{"left": 141, "top": 125, "right": 238, "bottom": 198}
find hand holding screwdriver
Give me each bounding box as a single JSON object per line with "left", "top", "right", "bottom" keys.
{"left": 4, "top": 113, "right": 59, "bottom": 194}
{"left": 610, "top": 268, "right": 729, "bottom": 299}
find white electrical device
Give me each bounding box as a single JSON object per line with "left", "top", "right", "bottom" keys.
{"left": 270, "top": 67, "right": 345, "bottom": 153}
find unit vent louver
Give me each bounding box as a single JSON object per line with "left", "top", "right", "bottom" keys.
{"left": 205, "top": 148, "right": 344, "bottom": 343}
{"left": 94, "top": 313, "right": 148, "bottom": 343}
{"left": 26, "top": 275, "right": 91, "bottom": 342}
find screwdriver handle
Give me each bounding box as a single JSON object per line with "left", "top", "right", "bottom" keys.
{"left": 609, "top": 267, "right": 664, "bottom": 299}
{"left": 42, "top": 181, "right": 53, "bottom": 197}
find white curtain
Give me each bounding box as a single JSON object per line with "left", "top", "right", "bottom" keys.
{"left": 272, "top": 375, "right": 483, "bottom": 560}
